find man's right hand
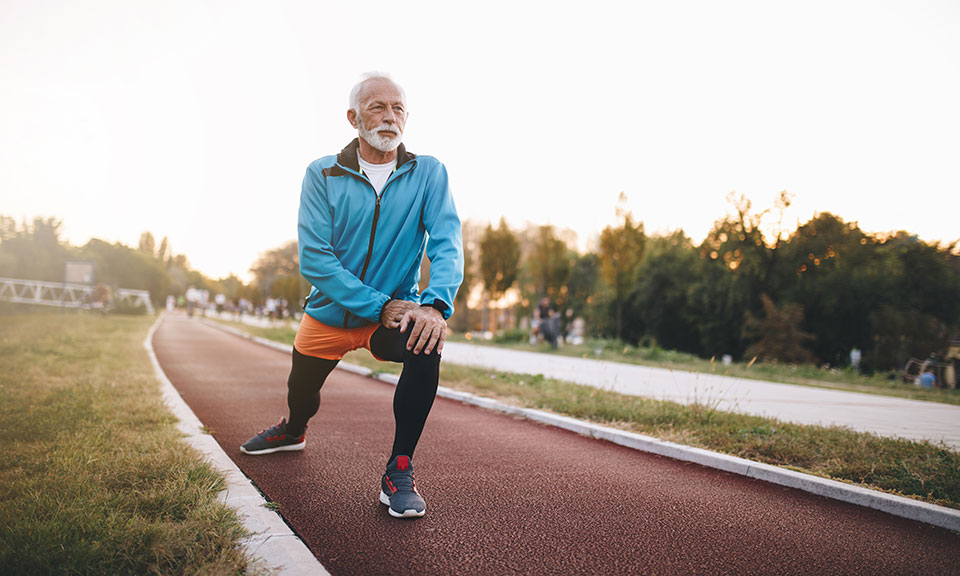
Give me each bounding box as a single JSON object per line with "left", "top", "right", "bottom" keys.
{"left": 380, "top": 299, "right": 418, "bottom": 329}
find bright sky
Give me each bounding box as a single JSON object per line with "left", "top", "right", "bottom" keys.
{"left": 2, "top": 0, "right": 958, "bottom": 281}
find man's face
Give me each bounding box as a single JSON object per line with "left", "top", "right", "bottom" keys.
{"left": 352, "top": 78, "right": 406, "bottom": 153}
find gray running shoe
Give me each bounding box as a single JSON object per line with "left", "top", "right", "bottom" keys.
{"left": 240, "top": 418, "right": 306, "bottom": 455}
{"left": 379, "top": 455, "right": 426, "bottom": 518}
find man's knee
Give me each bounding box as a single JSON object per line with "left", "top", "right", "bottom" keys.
{"left": 370, "top": 326, "right": 407, "bottom": 363}
{"left": 370, "top": 325, "right": 443, "bottom": 366}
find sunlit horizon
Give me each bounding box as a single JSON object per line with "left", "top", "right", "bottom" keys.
{"left": 3, "top": 1, "right": 958, "bottom": 282}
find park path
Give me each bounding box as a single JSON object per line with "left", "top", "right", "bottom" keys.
{"left": 441, "top": 342, "right": 960, "bottom": 449}
{"left": 152, "top": 315, "right": 959, "bottom": 576}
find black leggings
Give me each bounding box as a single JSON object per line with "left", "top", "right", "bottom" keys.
{"left": 285, "top": 325, "right": 440, "bottom": 464}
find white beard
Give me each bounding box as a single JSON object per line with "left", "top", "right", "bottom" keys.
{"left": 358, "top": 118, "right": 402, "bottom": 152}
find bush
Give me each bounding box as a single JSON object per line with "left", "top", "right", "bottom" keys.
{"left": 493, "top": 328, "right": 528, "bottom": 343}
{"left": 110, "top": 300, "right": 148, "bottom": 315}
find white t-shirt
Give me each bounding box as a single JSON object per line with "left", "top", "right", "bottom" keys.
{"left": 357, "top": 154, "right": 395, "bottom": 196}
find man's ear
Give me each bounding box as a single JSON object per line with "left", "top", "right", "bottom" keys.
{"left": 347, "top": 109, "right": 358, "bottom": 129}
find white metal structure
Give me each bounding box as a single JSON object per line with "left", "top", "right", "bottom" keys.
{"left": 0, "top": 277, "right": 154, "bottom": 314}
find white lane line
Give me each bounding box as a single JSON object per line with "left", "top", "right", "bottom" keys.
{"left": 146, "top": 314, "right": 331, "bottom": 576}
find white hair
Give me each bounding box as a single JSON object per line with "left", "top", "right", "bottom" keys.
{"left": 349, "top": 71, "right": 406, "bottom": 113}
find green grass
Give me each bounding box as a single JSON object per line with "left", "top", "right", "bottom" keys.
{"left": 213, "top": 317, "right": 960, "bottom": 509}
{"left": 0, "top": 311, "right": 259, "bottom": 575}
{"left": 451, "top": 333, "right": 960, "bottom": 406}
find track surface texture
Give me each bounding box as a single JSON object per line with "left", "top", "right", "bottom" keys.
{"left": 153, "top": 315, "right": 960, "bottom": 576}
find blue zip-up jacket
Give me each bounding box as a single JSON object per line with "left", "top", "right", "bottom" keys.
{"left": 299, "top": 139, "right": 464, "bottom": 328}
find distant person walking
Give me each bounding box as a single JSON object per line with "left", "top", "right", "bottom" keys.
{"left": 537, "top": 296, "right": 559, "bottom": 349}
{"left": 241, "top": 72, "right": 464, "bottom": 519}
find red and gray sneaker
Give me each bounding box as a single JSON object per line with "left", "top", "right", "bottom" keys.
{"left": 379, "top": 455, "right": 426, "bottom": 518}
{"left": 240, "top": 418, "right": 305, "bottom": 455}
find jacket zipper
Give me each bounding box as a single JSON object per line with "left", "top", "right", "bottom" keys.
{"left": 358, "top": 195, "right": 381, "bottom": 282}
{"left": 343, "top": 174, "right": 386, "bottom": 328}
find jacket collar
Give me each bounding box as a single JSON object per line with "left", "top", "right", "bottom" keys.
{"left": 337, "top": 138, "right": 414, "bottom": 172}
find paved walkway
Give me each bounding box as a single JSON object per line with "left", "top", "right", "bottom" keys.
{"left": 205, "top": 312, "right": 960, "bottom": 450}
{"left": 441, "top": 343, "right": 960, "bottom": 450}
{"left": 152, "top": 315, "right": 960, "bottom": 575}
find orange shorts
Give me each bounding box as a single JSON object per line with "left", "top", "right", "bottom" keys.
{"left": 294, "top": 313, "right": 380, "bottom": 360}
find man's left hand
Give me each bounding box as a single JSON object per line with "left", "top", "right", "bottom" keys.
{"left": 399, "top": 306, "right": 447, "bottom": 355}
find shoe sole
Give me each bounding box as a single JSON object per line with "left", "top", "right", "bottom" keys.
{"left": 240, "top": 441, "right": 306, "bottom": 455}
{"left": 379, "top": 490, "right": 426, "bottom": 518}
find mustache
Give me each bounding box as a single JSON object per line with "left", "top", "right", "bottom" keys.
{"left": 372, "top": 124, "right": 399, "bottom": 135}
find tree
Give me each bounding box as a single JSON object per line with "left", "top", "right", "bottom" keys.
{"left": 250, "top": 240, "right": 304, "bottom": 312}
{"left": 693, "top": 192, "right": 780, "bottom": 358}
{"left": 451, "top": 221, "right": 483, "bottom": 332}
{"left": 869, "top": 305, "right": 952, "bottom": 372}
{"left": 566, "top": 252, "right": 600, "bottom": 333}
{"left": 157, "top": 236, "right": 170, "bottom": 265}
{"left": 526, "top": 225, "right": 571, "bottom": 299}
{"left": 742, "top": 294, "right": 817, "bottom": 364}
{"left": 513, "top": 224, "right": 575, "bottom": 334}
{"left": 0, "top": 216, "right": 69, "bottom": 282}
{"left": 480, "top": 218, "right": 521, "bottom": 300}
{"left": 699, "top": 192, "right": 776, "bottom": 296}
{"left": 865, "top": 235, "right": 960, "bottom": 370}
{"left": 80, "top": 239, "right": 170, "bottom": 307}
{"left": 250, "top": 241, "right": 299, "bottom": 279}
{"left": 775, "top": 212, "right": 875, "bottom": 364}
{"left": 0, "top": 215, "right": 16, "bottom": 243}
{"left": 479, "top": 218, "right": 520, "bottom": 331}
{"left": 477, "top": 221, "right": 580, "bottom": 333}
{"left": 598, "top": 194, "right": 645, "bottom": 341}
{"left": 165, "top": 253, "right": 207, "bottom": 298}
{"left": 213, "top": 274, "right": 247, "bottom": 302}
{"left": 773, "top": 214, "right": 960, "bottom": 369}
{"left": 629, "top": 231, "right": 702, "bottom": 352}
{"left": 0, "top": 213, "right": 237, "bottom": 311}
{"left": 138, "top": 231, "right": 156, "bottom": 256}
{"left": 686, "top": 254, "right": 749, "bottom": 358}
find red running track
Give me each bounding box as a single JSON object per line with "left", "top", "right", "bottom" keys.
{"left": 152, "top": 315, "right": 960, "bottom": 576}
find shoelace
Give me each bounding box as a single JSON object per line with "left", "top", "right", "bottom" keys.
{"left": 259, "top": 419, "right": 285, "bottom": 436}
{"left": 388, "top": 470, "right": 416, "bottom": 492}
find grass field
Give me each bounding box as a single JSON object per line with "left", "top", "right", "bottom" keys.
{"left": 0, "top": 311, "right": 258, "bottom": 575}
{"left": 211, "top": 316, "right": 960, "bottom": 510}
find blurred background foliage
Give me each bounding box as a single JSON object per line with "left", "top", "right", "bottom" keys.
{"left": 2, "top": 192, "right": 958, "bottom": 375}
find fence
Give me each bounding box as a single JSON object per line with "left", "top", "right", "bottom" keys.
{"left": 0, "top": 277, "right": 154, "bottom": 314}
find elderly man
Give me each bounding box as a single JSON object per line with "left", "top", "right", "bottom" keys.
{"left": 241, "top": 72, "right": 464, "bottom": 519}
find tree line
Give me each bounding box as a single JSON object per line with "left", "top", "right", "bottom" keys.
{"left": 466, "top": 192, "right": 959, "bottom": 374}
{"left": 0, "top": 216, "right": 237, "bottom": 310}
{"left": 3, "top": 195, "right": 958, "bottom": 374}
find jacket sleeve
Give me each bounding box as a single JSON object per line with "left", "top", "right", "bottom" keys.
{"left": 419, "top": 162, "right": 464, "bottom": 319}
{"left": 298, "top": 165, "right": 390, "bottom": 323}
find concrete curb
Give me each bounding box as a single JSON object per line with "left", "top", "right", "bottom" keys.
{"left": 146, "top": 316, "right": 330, "bottom": 576}
{"left": 201, "top": 318, "right": 960, "bottom": 534}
